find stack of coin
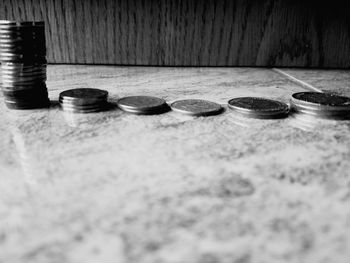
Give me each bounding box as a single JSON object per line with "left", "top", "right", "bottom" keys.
{"left": 228, "top": 97, "right": 289, "bottom": 119}
{"left": 0, "top": 20, "right": 49, "bottom": 109}
{"left": 59, "top": 88, "right": 108, "bottom": 113}
{"left": 171, "top": 99, "right": 223, "bottom": 116}
{"left": 117, "top": 96, "right": 169, "bottom": 114}
{"left": 291, "top": 92, "right": 350, "bottom": 119}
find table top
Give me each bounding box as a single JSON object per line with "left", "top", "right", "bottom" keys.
{"left": 1, "top": 66, "right": 350, "bottom": 263}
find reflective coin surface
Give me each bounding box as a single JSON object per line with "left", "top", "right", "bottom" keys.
{"left": 228, "top": 97, "right": 289, "bottom": 119}
{"left": 117, "top": 96, "right": 168, "bottom": 114}
{"left": 59, "top": 88, "right": 108, "bottom": 113}
{"left": 59, "top": 88, "right": 108, "bottom": 101}
{"left": 291, "top": 92, "right": 350, "bottom": 109}
{"left": 171, "top": 99, "right": 223, "bottom": 116}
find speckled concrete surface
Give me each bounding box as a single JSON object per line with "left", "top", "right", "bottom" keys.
{"left": 0, "top": 66, "right": 350, "bottom": 263}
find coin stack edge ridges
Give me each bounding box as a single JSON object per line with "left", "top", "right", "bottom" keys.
{"left": 0, "top": 20, "right": 49, "bottom": 109}
{"left": 59, "top": 88, "right": 108, "bottom": 113}
{"left": 290, "top": 92, "right": 350, "bottom": 120}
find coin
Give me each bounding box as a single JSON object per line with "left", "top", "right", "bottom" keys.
{"left": 59, "top": 88, "right": 108, "bottom": 103}
{"left": 290, "top": 92, "right": 350, "bottom": 119}
{"left": 60, "top": 108, "right": 102, "bottom": 114}
{"left": 59, "top": 88, "right": 108, "bottom": 113}
{"left": 1, "top": 83, "right": 47, "bottom": 91}
{"left": 1, "top": 79, "right": 46, "bottom": 86}
{"left": 117, "top": 95, "right": 169, "bottom": 114}
{"left": 291, "top": 92, "right": 350, "bottom": 110}
{"left": 171, "top": 99, "right": 223, "bottom": 116}
{"left": 1, "top": 69, "right": 46, "bottom": 75}
{"left": 1, "top": 74, "right": 46, "bottom": 81}
{"left": 61, "top": 104, "right": 105, "bottom": 110}
{"left": 228, "top": 97, "right": 289, "bottom": 119}
{"left": 1, "top": 62, "right": 46, "bottom": 67}
{"left": 5, "top": 101, "right": 50, "bottom": 110}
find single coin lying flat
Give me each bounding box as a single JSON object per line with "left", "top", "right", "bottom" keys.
{"left": 117, "top": 95, "right": 169, "bottom": 115}
{"left": 227, "top": 97, "right": 289, "bottom": 119}
{"left": 170, "top": 99, "right": 223, "bottom": 117}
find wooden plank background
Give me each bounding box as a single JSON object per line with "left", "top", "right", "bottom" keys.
{"left": 1, "top": 0, "right": 350, "bottom": 67}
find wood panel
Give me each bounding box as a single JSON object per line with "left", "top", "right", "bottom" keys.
{"left": 0, "top": 0, "right": 350, "bottom": 67}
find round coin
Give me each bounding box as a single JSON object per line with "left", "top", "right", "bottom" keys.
{"left": 291, "top": 92, "right": 350, "bottom": 110}
{"left": 1, "top": 83, "right": 47, "bottom": 91}
{"left": 1, "top": 73, "right": 46, "bottom": 80}
{"left": 170, "top": 99, "right": 223, "bottom": 117}
{"left": 60, "top": 107, "right": 102, "bottom": 113}
{"left": 1, "top": 69, "right": 46, "bottom": 75}
{"left": 5, "top": 103, "right": 50, "bottom": 110}
{"left": 228, "top": 97, "right": 289, "bottom": 119}
{"left": 117, "top": 95, "right": 169, "bottom": 114}
{"left": 0, "top": 21, "right": 44, "bottom": 27}
{"left": 59, "top": 88, "right": 108, "bottom": 104}
{"left": 60, "top": 101, "right": 106, "bottom": 109}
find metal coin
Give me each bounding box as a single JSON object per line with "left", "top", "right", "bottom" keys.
{"left": 1, "top": 61, "right": 46, "bottom": 66}
{"left": 290, "top": 106, "right": 350, "bottom": 120}
{"left": 60, "top": 98, "right": 106, "bottom": 107}
{"left": 117, "top": 106, "right": 169, "bottom": 115}
{"left": 0, "top": 56, "right": 47, "bottom": 63}
{"left": 0, "top": 40, "right": 45, "bottom": 46}
{"left": 4, "top": 93, "right": 48, "bottom": 101}
{"left": 1, "top": 84, "right": 46, "bottom": 89}
{"left": 0, "top": 45, "right": 46, "bottom": 51}
{"left": 2, "top": 85, "right": 46, "bottom": 93}
{"left": 1, "top": 78, "right": 46, "bottom": 85}
{"left": 5, "top": 101, "right": 50, "bottom": 110}
{"left": 59, "top": 98, "right": 106, "bottom": 107}
{"left": 1, "top": 84, "right": 47, "bottom": 91}
{"left": 59, "top": 88, "right": 108, "bottom": 104}
{"left": 0, "top": 32, "right": 44, "bottom": 37}
{"left": 291, "top": 110, "right": 350, "bottom": 120}
{"left": 1, "top": 69, "right": 46, "bottom": 75}
{"left": 0, "top": 25, "right": 44, "bottom": 30}
{"left": 0, "top": 58, "right": 47, "bottom": 64}
{"left": 1, "top": 66, "right": 46, "bottom": 72}
{"left": 1, "top": 62, "right": 46, "bottom": 67}
{"left": 171, "top": 99, "right": 223, "bottom": 117}
{"left": 0, "top": 37, "right": 45, "bottom": 44}
{"left": 0, "top": 53, "right": 46, "bottom": 59}
{"left": 117, "top": 95, "right": 168, "bottom": 114}
{"left": 1, "top": 73, "right": 46, "bottom": 81}
{"left": 60, "top": 107, "right": 102, "bottom": 114}
{"left": 291, "top": 101, "right": 350, "bottom": 114}
{"left": 228, "top": 97, "right": 289, "bottom": 119}
{"left": 0, "top": 21, "right": 44, "bottom": 26}
{"left": 291, "top": 92, "right": 350, "bottom": 111}
{"left": 1, "top": 79, "right": 47, "bottom": 86}
{"left": 61, "top": 105, "right": 106, "bottom": 111}
{"left": 5, "top": 96, "right": 49, "bottom": 105}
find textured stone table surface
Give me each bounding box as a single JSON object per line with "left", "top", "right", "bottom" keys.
{"left": 0, "top": 66, "right": 350, "bottom": 263}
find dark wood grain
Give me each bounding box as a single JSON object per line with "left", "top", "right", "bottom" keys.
{"left": 1, "top": 0, "right": 350, "bottom": 67}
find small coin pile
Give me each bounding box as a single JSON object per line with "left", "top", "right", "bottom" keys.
{"left": 117, "top": 96, "right": 169, "bottom": 114}
{"left": 171, "top": 99, "right": 223, "bottom": 116}
{"left": 59, "top": 88, "right": 108, "bottom": 113}
{"left": 0, "top": 20, "right": 49, "bottom": 109}
{"left": 291, "top": 92, "right": 350, "bottom": 119}
{"left": 228, "top": 97, "right": 289, "bottom": 119}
